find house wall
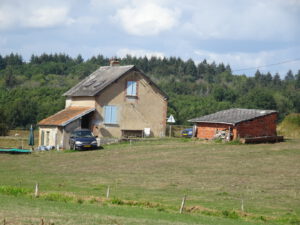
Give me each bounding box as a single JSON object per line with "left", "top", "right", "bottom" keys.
{"left": 65, "top": 96, "right": 95, "bottom": 108}
{"left": 92, "top": 70, "right": 167, "bottom": 137}
{"left": 39, "top": 118, "right": 81, "bottom": 149}
{"left": 38, "top": 126, "right": 59, "bottom": 147}
{"left": 196, "top": 123, "right": 233, "bottom": 139}
{"left": 196, "top": 113, "right": 277, "bottom": 140}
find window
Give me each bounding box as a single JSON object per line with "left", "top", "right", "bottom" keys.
{"left": 104, "top": 106, "right": 117, "bottom": 124}
{"left": 127, "top": 81, "right": 137, "bottom": 96}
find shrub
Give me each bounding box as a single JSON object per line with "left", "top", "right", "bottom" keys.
{"left": 222, "top": 210, "right": 240, "bottom": 219}
{"left": 0, "top": 185, "right": 30, "bottom": 196}
{"left": 42, "top": 193, "right": 74, "bottom": 203}
{"left": 111, "top": 197, "right": 124, "bottom": 205}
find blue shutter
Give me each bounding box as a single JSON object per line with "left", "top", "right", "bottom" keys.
{"left": 104, "top": 106, "right": 111, "bottom": 123}
{"left": 111, "top": 106, "right": 117, "bottom": 124}
{"left": 104, "top": 106, "right": 118, "bottom": 124}
{"left": 127, "top": 81, "right": 133, "bottom": 95}
{"left": 132, "top": 81, "right": 136, "bottom": 96}
{"left": 127, "top": 81, "right": 137, "bottom": 96}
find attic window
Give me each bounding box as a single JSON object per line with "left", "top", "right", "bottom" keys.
{"left": 127, "top": 81, "right": 137, "bottom": 96}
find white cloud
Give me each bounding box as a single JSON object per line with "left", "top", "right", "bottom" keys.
{"left": 179, "top": 0, "right": 299, "bottom": 41}
{"left": 114, "top": 2, "right": 180, "bottom": 36}
{"left": 117, "top": 48, "right": 165, "bottom": 59}
{"left": 0, "top": 1, "right": 73, "bottom": 29}
{"left": 194, "top": 47, "right": 300, "bottom": 76}
{"left": 23, "top": 7, "right": 74, "bottom": 28}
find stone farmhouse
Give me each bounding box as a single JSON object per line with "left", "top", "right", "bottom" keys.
{"left": 38, "top": 61, "right": 168, "bottom": 149}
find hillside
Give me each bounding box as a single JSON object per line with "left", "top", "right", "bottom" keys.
{"left": 0, "top": 53, "right": 300, "bottom": 131}
{"left": 278, "top": 114, "right": 300, "bottom": 138}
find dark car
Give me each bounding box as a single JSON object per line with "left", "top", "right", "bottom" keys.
{"left": 181, "top": 128, "right": 193, "bottom": 138}
{"left": 69, "top": 129, "right": 98, "bottom": 150}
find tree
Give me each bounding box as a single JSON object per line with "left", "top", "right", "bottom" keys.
{"left": 273, "top": 73, "right": 281, "bottom": 87}
{"left": 238, "top": 88, "right": 277, "bottom": 110}
{"left": 0, "top": 108, "right": 8, "bottom": 136}
{"left": 185, "top": 59, "right": 197, "bottom": 77}
{"left": 285, "top": 70, "right": 294, "bottom": 81}
{"left": 4, "top": 66, "right": 17, "bottom": 88}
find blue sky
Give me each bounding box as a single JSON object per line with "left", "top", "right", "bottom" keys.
{"left": 0, "top": 0, "right": 299, "bottom": 76}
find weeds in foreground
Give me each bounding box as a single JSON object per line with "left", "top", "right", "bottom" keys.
{"left": 0, "top": 185, "right": 299, "bottom": 225}
{"left": 0, "top": 186, "right": 30, "bottom": 196}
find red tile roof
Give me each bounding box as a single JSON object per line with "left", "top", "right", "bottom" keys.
{"left": 38, "top": 106, "right": 95, "bottom": 126}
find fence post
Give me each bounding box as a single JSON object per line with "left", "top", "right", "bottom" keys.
{"left": 241, "top": 199, "right": 244, "bottom": 212}
{"left": 179, "top": 195, "right": 186, "bottom": 214}
{"left": 106, "top": 185, "right": 110, "bottom": 198}
{"left": 35, "top": 182, "right": 39, "bottom": 197}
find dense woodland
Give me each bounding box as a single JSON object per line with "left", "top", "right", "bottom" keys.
{"left": 0, "top": 53, "right": 300, "bottom": 135}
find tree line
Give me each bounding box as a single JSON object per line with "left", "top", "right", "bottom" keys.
{"left": 0, "top": 53, "right": 300, "bottom": 134}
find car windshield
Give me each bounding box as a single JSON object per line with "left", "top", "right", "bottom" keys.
{"left": 73, "top": 130, "right": 93, "bottom": 138}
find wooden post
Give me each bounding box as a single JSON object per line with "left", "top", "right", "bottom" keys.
{"left": 169, "top": 125, "right": 172, "bottom": 138}
{"left": 3, "top": 218, "right": 6, "bottom": 225}
{"left": 41, "top": 218, "right": 44, "bottom": 225}
{"left": 35, "top": 182, "right": 39, "bottom": 197}
{"left": 179, "top": 195, "right": 186, "bottom": 214}
{"left": 106, "top": 185, "right": 110, "bottom": 198}
{"left": 241, "top": 199, "right": 244, "bottom": 212}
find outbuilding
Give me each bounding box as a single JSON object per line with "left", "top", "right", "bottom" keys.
{"left": 188, "top": 108, "right": 279, "bottom": 141}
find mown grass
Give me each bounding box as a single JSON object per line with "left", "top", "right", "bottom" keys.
{"left": 0, "top": 138, "right": 299, "bottom": 224}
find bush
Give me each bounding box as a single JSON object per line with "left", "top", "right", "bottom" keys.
{"left": 0, "top": 185, "right": 30, "bottom": 196}
{"left": 111, "top": 197, "right": 124, "bottom": 205}
{"left": 42, "top": 193, "right": 74, "bottom": 203}
{"left": 222, "top": 210, "right": 240, "bottom": 219}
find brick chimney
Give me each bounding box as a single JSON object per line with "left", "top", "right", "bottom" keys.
{"left": 110, "top": 59, "right": 120, "bottom": 66}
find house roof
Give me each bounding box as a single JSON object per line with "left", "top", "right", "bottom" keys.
{"left": 63, "top": 65, "right": 168, "bottom": 98}
{"left": 38, "top": 106, "right": 95, "bottom": 127}
{"left": 188, "top": 108, "right": 277, "bottom": 125}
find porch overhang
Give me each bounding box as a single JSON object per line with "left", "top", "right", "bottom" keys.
{"left": 38, "top": 106, "right": 95, "bottom": 127}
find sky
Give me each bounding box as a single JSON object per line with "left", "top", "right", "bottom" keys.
{"left": 0, "top": 0, "right": 299, "bottom": 76}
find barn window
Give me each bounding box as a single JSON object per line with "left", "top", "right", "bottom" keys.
{"left": 127, "top": 81, "right": 137, "bottom": 96}
{"left": 104, "top": 106, "right": 118, "bottom": 124}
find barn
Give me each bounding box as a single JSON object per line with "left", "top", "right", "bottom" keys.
{"left": 188, "top": 108, "right": 279, "bottom": 141}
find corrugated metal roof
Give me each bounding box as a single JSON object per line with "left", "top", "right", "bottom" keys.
{"left": 38, "top": 106, "right": 95, "bottom": 126}
{"left": 63, "top": 65, "right": 135, "bottom": 97}
{"left": 188, "top": 108, "right": 277, "bottom": 125}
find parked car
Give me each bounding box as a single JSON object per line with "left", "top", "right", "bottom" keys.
{"left": 181, "top": 128, "right": 193, "bottom": 138}
{"left": 69, "top": 129, "right": 98, "bottom": 150}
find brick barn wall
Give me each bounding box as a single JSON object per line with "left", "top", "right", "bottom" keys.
{"left": 196, "top": 123, "right": 233, "bottom": 139}
{"left": 196, "top": 113, "right": 277, "bottom": 140}
{"left": 235, "top": 113, "right": 277, "bottom": 138}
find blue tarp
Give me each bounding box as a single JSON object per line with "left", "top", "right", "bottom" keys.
{"left": 0, "top": 148, "right": 32, "bottom": 153}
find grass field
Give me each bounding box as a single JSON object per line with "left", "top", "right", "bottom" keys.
{"left": 0, "top": 138, "right": 299, "bottom": 224}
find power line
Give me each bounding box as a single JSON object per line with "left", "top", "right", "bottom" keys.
{"left": 232, "top": 58, "right": 300, "bottom": 72}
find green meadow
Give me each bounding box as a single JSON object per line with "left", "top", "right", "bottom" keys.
{"left": 0, "top": 138, "right": 299, "bottom": 225}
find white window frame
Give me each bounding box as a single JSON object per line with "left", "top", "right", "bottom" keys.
{"left": 127, "top": 81, "right": 137, "bottom": 96}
